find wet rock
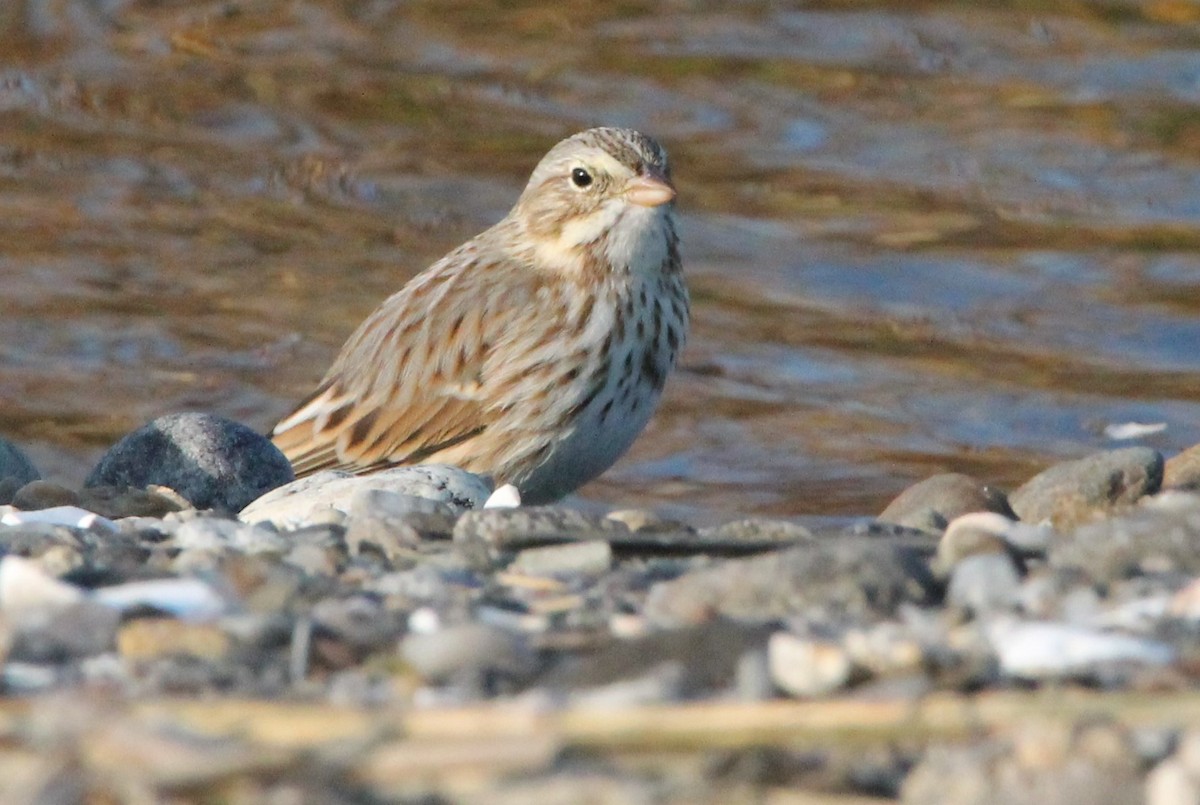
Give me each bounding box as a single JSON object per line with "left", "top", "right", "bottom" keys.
{"left": 509, "top": 540, "right": 613, "bottom": 577}
{"left": 878, "top": 473, "right": 1013, "bottom": 533}
{"left": 643, "top": 540, "right": 938, "bottom": 626}
{"left": 240, "top": 465, "right": 489, "bottom": 528}
{"left": 0, "top": 438, "right": 39, "bottom": 487}
{"left": 1049, "top": 492, "right": 1200, "bottom": 583}
{"left": 86, "top": 413, "right": 294, "bottom": 513}
{"left": 986, "top": 618, "right": 1175, "bottom": 681}
{"left": 1164, "top": 443, "right": 1200, "bottom": 490}
{"left": 1009, "top": 446, "right": 1163, "bottom": 530}
{"left": 767, "top": 633, "right": 852, "bottom": 697}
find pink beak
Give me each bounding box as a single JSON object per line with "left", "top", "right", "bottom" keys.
{"left": 625, "top": 169, "right": 676, "bottom": 208}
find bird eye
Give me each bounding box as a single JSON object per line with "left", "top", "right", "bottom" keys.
{"left": 570, "top": 167, "right": 593, "bottom": 188}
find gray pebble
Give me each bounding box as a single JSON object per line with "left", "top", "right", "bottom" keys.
{"left": 10, "top": 601, "right": 120, "bottom": 662}
{"left": 173, "top": 516, "right": 288, "bottom": 554}
{"left": 644, "top": 539, "right": 938, "bottom": 626}
{"left": 878, "top": 473, "right": 1013, "bottom": 533}
{"left": 1009, "top": 446, "right": 1163, "bottom": 530}
{"left": 343, "top": 489, "right": 449, "bottom": 563}
{"left": 947, "top": 553, "right": 1022, "bottom": 616}
{"left": 400, "top": 623, "right": 534, "bottom": 682}
{"left": 509, "top": 540, "right": 613, "bottom": 577}
{"left": 85, "top": 413, "right": 294, "bottom": 513}
{"left": 240, "top": 464, "right": 489, "bottom": 528}
{"left": 1049, "top": 491, "right": 1200, "bottom": 583}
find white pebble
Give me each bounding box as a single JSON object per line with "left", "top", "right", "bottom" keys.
{"left": 987, "top": 618, "right": 1176, "bottom": 680}
{"left": 92, "top": 577, "right": 228, "bottom": 621}
{"left": 484, "top": 484, "right": 522, "bottom": 509}
{"left": 1, "top": 506, "right": 116, "bottom": 532}
{"left": 0, "top": 555, "right": 84, "bottom": 613}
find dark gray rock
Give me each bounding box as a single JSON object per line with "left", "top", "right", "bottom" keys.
{"left": 85, "top": 413, "right": 294, "bottom": 513}
{"left": 1049, "top": 492, "right": 1200, "bottom": 583}
{"left": 0, "top": 438, "right": 40, "bottom": 487}
{"left": 878, "top": 473, "right": 1014, "bottom": 533}
{"left": 1009, "top": 447, "right": 1163, "bottom": 530}
{"left": 643, "top": 539, "right": 939, "bottom": 626}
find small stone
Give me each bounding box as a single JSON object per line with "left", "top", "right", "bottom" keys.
{"left": 509, "top": 540, "right": 613, "bottom": 577}
{"left": 117, "top": 618, "right": 231, "bottom": 662}
{"left": 9, "top": 601, "right": 120, "bottom": 661}
{"left": 240, "top": 465, "right": 490, "bottom": 528}
{"left": 842, "top": 622, "right": 924, "bottom": 676}
{"left": 0, "top": 439, "right": 39, "bottom": 486}
{"left": 606, "top": 509, "right": 692, "bottom": 533}
{"left": 343, "top": 489, "right": 443, "bottom": 562}
{"left": 92, "top": 577, "right": 229, "bottom": 620}
{"left": 1146, "top": 758, "right": 1200, "bottom": 805}
{"left": 483, "top": 484, "right": 521, "bottom": 509}
{"left": 1049, "top": 492, "right": 1200, "bottom": 583}
{"left": 878, "top": 473, "right": 1014, "bottom": 533}
{"left": 400, "top": 622, "right": 534, "bottom": 682}
{"left": 1164, "top": 443, "right": 1200, "bottom": 490}
{"left": 644, "top": 539, "right": 938, "bottom": 625}
{"left": 767, "top": 633, "right": 852, "bottom": 697}
{"left": 0, "top": 555, "right": 84, "bottom": 614}
{"left": 85, "top": 412, "right": 294, "bottom": 513}
{"left": 946, "top": 553, "right": 1022, "bottom": 615}
{"left": 172, "top": 517, "right": 287, "bottom": 554}
{"left": 454, "top": 507, "right": 627, "bottom": 551}
{"left": 696, "top": 518, "right": 813, "bottom": 544}
{"left": 283, "top": 543, "right": 340, "bottom": 576}
{"left": 11, "top": 481, "right": 79, "bottom": 511}
{"left": 1009, "top": 446, "right": 1163, "bottom": 530}
{"left": 76, "top": 485, "right": 186, "bottom": 519}
{"left": 935, "top": 512, "right": 1022, "bottom": 573}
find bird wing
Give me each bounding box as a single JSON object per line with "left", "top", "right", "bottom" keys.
{"left": 271, "top": 252, "right": 539, "bottom": 477}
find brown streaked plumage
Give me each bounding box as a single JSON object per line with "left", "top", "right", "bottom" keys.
{"left": 272, "top": 127, "right": 688, "bottom": 504}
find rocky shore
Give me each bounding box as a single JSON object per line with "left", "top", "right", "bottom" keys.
{"left": 2, "top": 413, "right": 1200, "bottom": 803}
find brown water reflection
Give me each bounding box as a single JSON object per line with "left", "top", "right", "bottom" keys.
{"left": 3, "top": 1, "right": 1200, "bottom": 522}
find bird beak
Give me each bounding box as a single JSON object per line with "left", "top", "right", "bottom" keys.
{"left": 625, "top": 169, "right": 676, "bottom": 208}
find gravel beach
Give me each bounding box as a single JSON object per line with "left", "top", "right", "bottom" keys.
{"left": 1, "top": 415, "right": 1199, "bottom": 803}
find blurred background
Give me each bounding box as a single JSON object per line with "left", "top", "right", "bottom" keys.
{"left": 1, "top": 0, "right": 1199, "bottom": 524}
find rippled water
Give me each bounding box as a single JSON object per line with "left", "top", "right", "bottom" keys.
{"left": 3, "top": 0, "right": 1200, "bottom": 522}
